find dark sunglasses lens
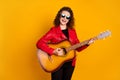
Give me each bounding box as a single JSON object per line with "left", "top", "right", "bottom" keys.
{"left": 61, "top": 14, "right": 65, "bottom": 18}
{"left": 66, "top": 16, "right": 70, "bottom": 19}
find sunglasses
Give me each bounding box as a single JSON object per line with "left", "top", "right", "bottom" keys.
{"left": 61, "top": 14, "right": 71, "bottom": 20}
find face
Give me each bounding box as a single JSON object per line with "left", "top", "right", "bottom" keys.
{"left": 60, "top": 11, "right": 71, "bottom": 26}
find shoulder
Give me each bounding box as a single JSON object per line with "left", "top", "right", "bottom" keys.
{"left": 69, "top": 28, "right": 76, "bottom": 33}
{"left": 49, "top": 26, "right": 60, "bottom": 31}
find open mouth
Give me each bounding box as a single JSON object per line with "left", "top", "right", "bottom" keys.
{"left": 62, "top": 19, "right": 67, "bottom": 23}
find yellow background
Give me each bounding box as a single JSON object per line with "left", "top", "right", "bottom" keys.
{"left": 0, "top": 0, "right": 120, "bottom": 80}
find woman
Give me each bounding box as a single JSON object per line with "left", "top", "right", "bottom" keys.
{"left": 36, "top": 6, "right": 94, "bottom": 80}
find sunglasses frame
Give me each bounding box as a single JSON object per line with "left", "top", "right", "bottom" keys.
{"left": 61, "top": 14, "right": 71, "bottom": 20}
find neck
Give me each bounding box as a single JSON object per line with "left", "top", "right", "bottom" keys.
{"left": 60, "top": 24, "right": 67, "bottom": 30}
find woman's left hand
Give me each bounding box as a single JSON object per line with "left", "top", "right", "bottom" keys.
{"left": 88, "top": 38, "right": 95, "bottom": 45}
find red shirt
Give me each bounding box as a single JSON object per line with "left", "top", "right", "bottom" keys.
{"left": 36, "top": 26, "right": 88, "bottom": 66}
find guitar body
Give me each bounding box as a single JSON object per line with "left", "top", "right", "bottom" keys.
{"left": 37, "top": 41, "right": 76, "bottom": 72}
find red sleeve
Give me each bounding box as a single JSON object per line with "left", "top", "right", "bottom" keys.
{"left": 36, "top": 28, "right": 54, "bottom": 55}
{"left": 71, "top": 29, "right": 89, "bottom": 52}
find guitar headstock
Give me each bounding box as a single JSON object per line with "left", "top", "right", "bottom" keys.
{"left": 97, "top": 30, "right": 111, "bottom": 40}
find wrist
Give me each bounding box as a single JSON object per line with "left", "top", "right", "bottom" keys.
{"left": 86, "top": 44, "right": 89, "bottom": 46}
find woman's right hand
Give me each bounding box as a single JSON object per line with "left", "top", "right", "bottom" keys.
{"left": 53, "top": 48, "right": 64, "bottom": 56}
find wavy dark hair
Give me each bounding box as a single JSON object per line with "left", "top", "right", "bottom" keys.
{"left": 54, "top": 6, "right": 75, "bottom": 28}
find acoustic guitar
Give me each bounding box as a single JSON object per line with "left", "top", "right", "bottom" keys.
{"left": 37, "top": 30, "right": 111, "bottom": 72}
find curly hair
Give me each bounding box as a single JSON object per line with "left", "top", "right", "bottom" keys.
{"left": 53, "top": 6, "right": 75, "bottom": 28}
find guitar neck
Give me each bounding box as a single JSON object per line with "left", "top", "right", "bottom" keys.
{"left": 65, "top": 37, "right": 97, "bottom": 52}
{"left": 65, "top": 30, "right": 111, "bottom": 52}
